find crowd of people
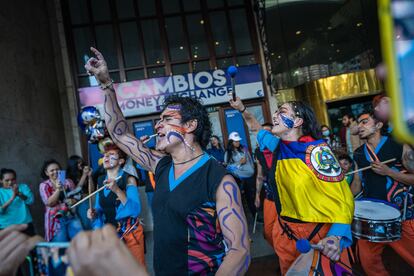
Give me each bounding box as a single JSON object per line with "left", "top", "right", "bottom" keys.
{"left": 1, "top": 47, "right": 414, "bottom": 276}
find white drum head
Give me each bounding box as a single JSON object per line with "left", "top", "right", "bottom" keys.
{"left": 354, "top": 200, "right": 401, "bottom": 220}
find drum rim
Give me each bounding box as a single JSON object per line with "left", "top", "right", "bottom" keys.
{"left": 352, "top": 215, "right": 402, "bottom": 222}
{"left": 351, "top": 232, "right": 401, "bottom": 242}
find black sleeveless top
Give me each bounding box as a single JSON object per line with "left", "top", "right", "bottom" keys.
{"left": 153, "top": 155, "right": 227, "bottom": 275}
{"left": 353, "top": 136, "right": 414, "bottom": 219}
{"left": 354, "top": 136, "right": 403, "bottom": 200}
{"left": 97, "top": 172, "right": 129, "bottom": 226}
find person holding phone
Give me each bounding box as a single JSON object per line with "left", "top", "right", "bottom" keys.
{"left": 0, "top": 169, "right": 34, "bottom": 235}
{"left": 39, "top": 159, "right": 83, "bottom": 242}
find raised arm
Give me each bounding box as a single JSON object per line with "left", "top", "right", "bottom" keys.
{"left": 216, "top": 175, "right": 250, "bottom": 275}
{"left": 229, "top": 97, "right": 262, "bottom": 133}
{"left": 85, "top": 47, "right": 165, "bottom": 172}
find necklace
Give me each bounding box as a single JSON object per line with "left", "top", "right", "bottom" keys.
{"left": 173, "top": 152, "right": 205, "bottom": 165}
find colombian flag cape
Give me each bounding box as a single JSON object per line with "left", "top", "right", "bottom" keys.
{"left": 275, "top": 139, "right": 354, "bottom": 224}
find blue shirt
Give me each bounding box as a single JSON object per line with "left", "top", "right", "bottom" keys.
{"left": 92, "top": 170, "right": 141, "bottom": 229}
{"left": 0, "top": 184, "right": 33, "bottom": 228}
{"left": 206, "top": 147, "right": 225, "bottom": 163}
{"left": 257, "top": 130, "right": 352, "bottom": 248}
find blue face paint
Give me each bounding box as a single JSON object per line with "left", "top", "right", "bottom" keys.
{"left": 280, "top": 114, "right": 295, "bottom": 129}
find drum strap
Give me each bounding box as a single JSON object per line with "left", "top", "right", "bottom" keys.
{"left": 278, "top": 217, "right": 323, "bottom": 242}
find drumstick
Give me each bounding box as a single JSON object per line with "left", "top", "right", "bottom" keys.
{"left": 253, "top": 212, "right": 258, "bottom": 234}
{"left": 70, "top": 175, "right": 122, "bottom": 209}
{"left": 144, "top": 133, "right": 158, "bottom": 144}
{"left": 345, "top": 158, "right": 396, "bottom": 176}
{"left": 88, "top": 176, "right": 93, "bottom": 210}
{"left": 87, "top": 143, "right": 93, "bottom": 210}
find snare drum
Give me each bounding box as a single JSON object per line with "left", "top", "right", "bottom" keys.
{"left": 352, "top": 199, "right": 402, "bottom": 242}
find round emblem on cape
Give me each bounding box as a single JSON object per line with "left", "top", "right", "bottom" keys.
{"left": 305, "top": 143, "right": 344, "bottom": 182}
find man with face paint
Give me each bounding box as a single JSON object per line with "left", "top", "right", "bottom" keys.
{"left": 350, "top": 112, "right": 414, "bottom": 276}
{"left": 85, "top": 48, "right": 250, "bottom": 275}
{"left": 230, "top": 97, "right": 354, "bottom": 275}
{"left": 87, "top": 144, "right": 145, "bottom": 267}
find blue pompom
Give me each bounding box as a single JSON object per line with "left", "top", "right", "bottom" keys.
{"left": 227, "top": 65, "right": 238, "bottom": 77}
{"left": 296, "top": 239, "right": 311, "bottom": 253}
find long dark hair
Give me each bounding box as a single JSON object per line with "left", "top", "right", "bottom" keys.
{"left": 225, "top": 139, "right": 244, "bottom": 164}
{"left": 288, "top": 101, "right": 322, "bottom": 140}
{"left": 210, "top": 135, "right": 223, "bottom": 150}
{"left": 66, "top": 155, "right": 85, "bottom": 183}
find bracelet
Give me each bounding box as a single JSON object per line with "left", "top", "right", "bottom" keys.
{"left": 100, "top": 79, "right": 114, "bottom": 90}
{"left": 241, "top": 106, "right": 247, "bottom": 113}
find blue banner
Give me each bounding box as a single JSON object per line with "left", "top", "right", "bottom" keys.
{"left": 224, "top": 109, "right": 248, "bottom": 148}
{"left": 133, "top": 120, "right": 156, "bottom": 148}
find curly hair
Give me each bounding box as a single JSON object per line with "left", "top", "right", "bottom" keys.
{"left": 163, "top": 95, "right": 212, "bottom": 149}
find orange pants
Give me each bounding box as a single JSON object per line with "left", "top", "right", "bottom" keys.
{"left": 123, "top": 224, "right": 146, "bottom": 267}
{"left": 263, "top": 198, "right": 277, "bottom": 246}
{"left": 272, "top": 218, "right": 352, "bottom": 275}
{"left": 357, "top": 220, "right": 414, "bottom": 276}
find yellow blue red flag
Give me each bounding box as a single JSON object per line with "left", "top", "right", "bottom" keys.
{"left": 275, "top": 140, "right": 354, "bottom": 224}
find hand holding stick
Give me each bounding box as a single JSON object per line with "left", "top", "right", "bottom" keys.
{"left": 345, "top": 158, "right": 396, "bottom": 176}
{"left": 70, "top": 175, "right": 121, "bottom": 209}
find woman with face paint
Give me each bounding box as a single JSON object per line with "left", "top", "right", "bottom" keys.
{"left": 87, "top": 144, "right": 145, "bottom": 268}
{"left": 230, "top": 97, "right": 355, "bottom": 275}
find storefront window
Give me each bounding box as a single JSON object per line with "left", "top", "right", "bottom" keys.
{"left": 210, "top": 11, "right": 232, "bottom": 56}
{"left": 64, "top": 0, "right": 257, "bottom": 85}
{"left": 166, "top": 17, "right": 188, "bottom": 61}
{"left": 141, "top": 19, "right": 164, "bottom": 65}
{"left": 119, "top": 22, "right": 143, "bottom": 68}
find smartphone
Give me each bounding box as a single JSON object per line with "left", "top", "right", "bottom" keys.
{"left": 33, "top": 242, "right": 72, "bottom": 276}
{"left": 57, "top": 170, "right": 66, "bottom": 185}
{"left": 378, "top": 0, "right": 414, "bottom": 143}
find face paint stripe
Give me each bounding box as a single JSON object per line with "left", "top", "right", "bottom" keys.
{"left": 280, "top": 114, "right": 295, "bottom": 129}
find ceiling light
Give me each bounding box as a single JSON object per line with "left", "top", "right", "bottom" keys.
{"left": 215, "top": 41, "right": 220, "bottom": 46}
{"left": 336, "top": 49, "right": 340, "bottom": 53}
{"left": 330, "top": 43, "right": 334, "bottom": 47}
{"left": 296, "top": 30, "right": 302, "bottom": 35}
{"left": 278, "top": 55, "right": 282, "bottom": 59}
{"left": 200, "top": 20, "right": 204, "bottom": 24}
{"left": 356, "top": 22, "right": 363, "bottom": 27}
{"left": 327, "top": 26, "right": 332, "bottom": 30}
{"left": 271, "top": 52, "right": 275, "bottom": 56}
{"left": 396, "top": 35, "right": 401, "bottom": 39}
{"left": 179, "top": 46, "right": 184, "bottom": 50}
{"left": 302, "top": 47, "right": 306, "bottom": 51}
{"left": 194, "top": 54, "right": 198, "bottom": 58}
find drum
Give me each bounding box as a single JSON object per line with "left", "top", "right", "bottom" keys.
{"left": 352, "top": 199, "right": 402, "bottom": 242}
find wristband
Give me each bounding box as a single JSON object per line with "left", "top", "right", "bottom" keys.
{"left": 100, "top": 79, "right": 114, "bottom": 90}
{"left": 241, "top": 106, "right": 247, "bottom": 113}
